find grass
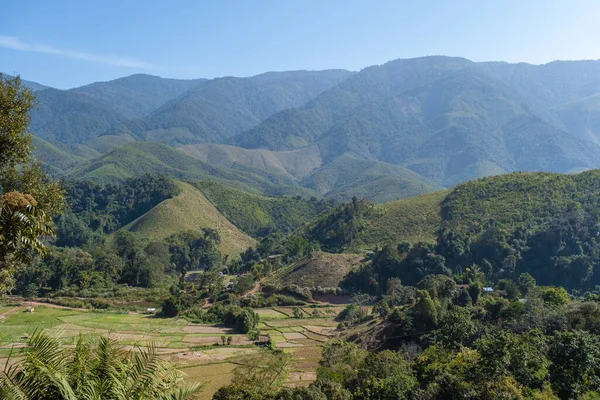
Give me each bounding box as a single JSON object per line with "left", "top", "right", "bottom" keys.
{"left": 266, "top": 252, "right": 364, "bottom": 289}
{"left": 347, "top": 190, "right": 449, "bottom": 251}
{"left": 301, "top": 153, "right": 440, "bottom": 203}
{"left": 179, "top": 362, "right": 236, "bottom": 400}
{"left": 180, "top": 143, "right": 323, "bottom": 181}
{"left": 119, "top": 181, "right": 256, "bottom": 258}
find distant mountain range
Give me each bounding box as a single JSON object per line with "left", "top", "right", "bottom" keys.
{"left": 11, "top": 56, "right": 600, "bottom": 202}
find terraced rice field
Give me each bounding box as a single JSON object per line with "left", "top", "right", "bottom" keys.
{"left": 257, "top": 311, "right": 338, "bottom": 388}
{"left": 0, "top": 304, "right": 343, "bottom": 398}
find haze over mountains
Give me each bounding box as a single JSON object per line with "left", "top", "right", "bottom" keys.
{"left": 13, "top": 56, "right": 600, "bottom": 201}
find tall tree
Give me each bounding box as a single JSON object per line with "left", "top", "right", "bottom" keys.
{"left": 0, "top": 74, "right": 64, "bottom": 294}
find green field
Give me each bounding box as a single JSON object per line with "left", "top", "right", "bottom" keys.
{"left": 117, "top": 181, "right": 256, "bottom": 258}
{"left": 0, "top": 304, "right": 340, "bottom": 399}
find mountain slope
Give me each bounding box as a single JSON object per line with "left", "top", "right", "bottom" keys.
{"left": 181, "top": 144, "right": 438, "bottom": 202}
{"left": 30, "top": 89, "right": 133, "bottom": 144}
{"left": 180, "top": 143, "right": 323, "bottom": 180}
{"left": 2, "top": 73, "right": 52, "bottom": 91}
{"left": 265, "top": 252, "right": 364, "bottom": 289}
{"left": 133, "top": 70, "right": 353, "bottom": 145}
{"left": 302, "top": 153, "right": 440, "bottom": 202}
{"left": 121, "top": 181, "right": 256, "bottom": 258}
{"left": 346, "top": 190, "right": 448, "bottom": 251}
{"left": 32, "top": 136, "right": 88, "bottom": 173}
{"left": 66, "top": 142, "right": 318, "bottom": 197}
{"left": 191, "top": 180, "right": 334, "bottom": 237}
{"left": 231, "top": 57, "right": 600, "bottom": 186}
{"left": 71, "top": 74, "right": 206, "bottom": 119}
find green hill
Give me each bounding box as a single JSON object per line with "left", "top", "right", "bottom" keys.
{"left": 85, "top": 134, "right": 137, "bottom": 153}
{"left": 191, "top": 180, "right": 334, "bottom": 237}
{"left": 302, "top": 153, "right": 440, "bottom": 202}
{"left": 346, "top": 190, "right": 449, "bottom": 252}
{"left": 181, "top": 145, "right": 438, "bottom": 202}
{"left": 65, "top": 142, "right": 317, "bottom": 197}
{"left": 180, "top": 143, "right": 323, "bottom": 180}
{"left": 310, "top": 169, "right": 600, "bottom": 253}
{"left": 307, "top": 169, "right": 600, "bottom": 289}
{"left": 32, "top": 137, "right": 88, "bottom": 173}
{"left": 67, "top": 142, "right": 436, "bottom": 203}
{"left": 30, "top": 89, "right": 133, "bottom": 144}
{"left": 120, "top": 181, "right": 256, "bottom": 258}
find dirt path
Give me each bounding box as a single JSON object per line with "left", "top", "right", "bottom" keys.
{"left": 0, "top": 301, "right": 89, "bottom": 319}
{"left": 201, "top": 298, "right": 212, "bottom": 309}
{"left": 0, "top": 305, "right": 24, "bottom": 319}
{"left": 24, "top": 301, "right": 90, "bottom": 312}
{"left": 245, "top": 279, "right": 262, "bottom": 296}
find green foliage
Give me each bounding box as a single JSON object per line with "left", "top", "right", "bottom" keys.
{"left": 0, "top": 330, "right": 204, "bottom": 399}
{"left": 0, "top": 75, "right": 64, "bottom": 294}
{"left": 192, "top": 180, "right": 334, "bottom": 237}
{"left": 541, "top": 287, "right": 570, "bottom": 306}
{"left": 305, "top": 197, "right": 373, "bottom": 252}
{"left": 213, "top": 350, "right": 291, "bottom": 399}
{"left": 54, "top": 174, "right": 180, "bottom": 247}
{"left": 160, "top": 296, "right": 181, "bottom": 317}
{"left": 343, "top": 243, "right": 450, "bottom": 294}
{"left": 166, "top": 229, "right": 223, "bottom": 275}
{"left": 330, "top": 170, "right": 600, "bottom": 293}
{"left": 548, "top": 331, "right": 600, "bottom": 398}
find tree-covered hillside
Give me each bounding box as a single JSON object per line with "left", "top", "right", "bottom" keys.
{"left": 26, "top": 69, "right": 353, "bottom": 148}
{"left": 131, "top": 69, "right": 354, "bottom": 145}
{"left": 231, "top": 57, "right": 600, "bottom": 186}
{"left": 192, "top": 180, "right": 335, "bottom": 237}
{"left": 306, "top": 170, "right": 600, "bottom": 291}
{"left": 30, "top": 89, "right": 134, "bottom": 144}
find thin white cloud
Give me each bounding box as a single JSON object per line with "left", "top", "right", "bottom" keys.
{"left": 0, "top": 35, "right": 160, "bottom": 70}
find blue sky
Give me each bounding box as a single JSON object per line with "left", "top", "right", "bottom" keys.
{"left": 1, "top": 0, "right": 599, "bottom": 89}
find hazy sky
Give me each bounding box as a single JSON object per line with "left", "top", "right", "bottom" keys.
{"left": 2, "top": 0, "right": 599, "bottom": 88}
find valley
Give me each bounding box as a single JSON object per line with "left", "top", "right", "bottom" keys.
{"left": 5, "top": 53, "right": 600, "bottom": 398}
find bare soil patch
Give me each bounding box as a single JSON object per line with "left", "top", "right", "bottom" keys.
{"left": 182, "top": 325, "right": 236, "bottom": 334}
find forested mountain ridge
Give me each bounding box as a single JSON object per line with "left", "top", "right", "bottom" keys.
{"left": 70, "top": 73, "right": 207, "bottom": 119}
{"left": 117, "top": 69, "right": 355, "bottom": 145}
{"left": 231, "top": 57, "right": 600, "bottom": 186}
{"left": 25, "top": 69, "right": 353, "bottom": 148}
{"left": 13, "top": 56, "right": 600, "bottom": 203}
